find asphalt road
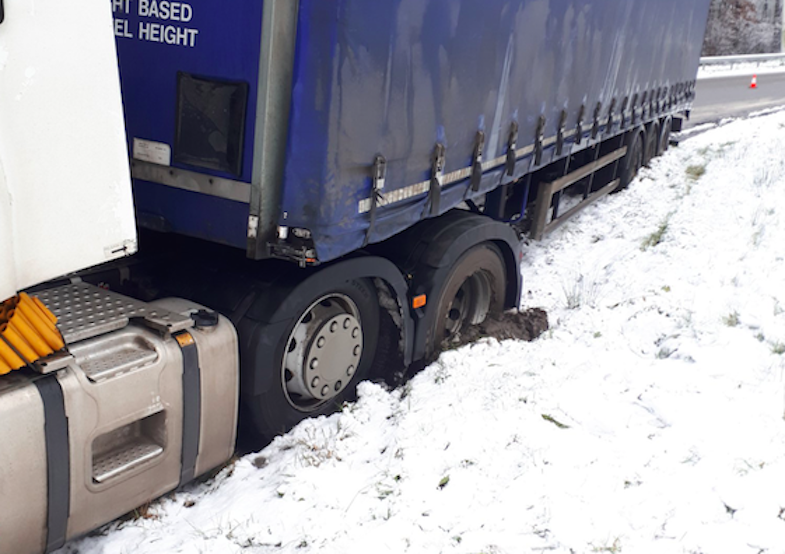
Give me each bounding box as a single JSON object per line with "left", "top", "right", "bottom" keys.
{"left": 689, "top": 71, "right": 785, "bottom": 127}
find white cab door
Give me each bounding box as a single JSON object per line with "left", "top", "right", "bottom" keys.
{"left": 0, "top": 0, "right": 136, "bottom": 300}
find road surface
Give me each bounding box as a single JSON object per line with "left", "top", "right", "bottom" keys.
{"left": 689, "top": 71, "right": 785, "bottom": 127}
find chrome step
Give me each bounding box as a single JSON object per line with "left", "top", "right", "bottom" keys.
{"left": 73, "top": 333, "right": 159, "bottom": 382}
{"left": 92, "top": 438, "right": 164, "bottom": 484}
{"left": 36, "top": 282, "right": 193, "bottom": 344}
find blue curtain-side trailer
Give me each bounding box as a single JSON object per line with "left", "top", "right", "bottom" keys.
{"left": 117, "top": 0, "right": 708, "bottom": 262}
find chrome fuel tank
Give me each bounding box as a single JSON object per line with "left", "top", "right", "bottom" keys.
{"left": 0, "top": 284, "right": 238, "bottom": 554}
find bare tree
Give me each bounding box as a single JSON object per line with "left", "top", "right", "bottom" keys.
{"left": 702, "top": 0, "right": 783, "bottom": 55}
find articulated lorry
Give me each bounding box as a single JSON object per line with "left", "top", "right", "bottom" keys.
{"left": 0, "top": 1, "right": 711, "bottom": 552}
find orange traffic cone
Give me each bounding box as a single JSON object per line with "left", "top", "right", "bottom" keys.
{"left": 750, "top": 75, "right": 758, "bottom": 89}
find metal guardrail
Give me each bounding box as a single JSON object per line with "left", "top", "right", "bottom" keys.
{"left": 700, "top": 53, "right": 785, "bottom": 67}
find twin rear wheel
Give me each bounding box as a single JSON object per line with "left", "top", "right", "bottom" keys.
{"left": 619, "top": 130, "right": 645, "bottom": 190}
{"left": 247, "top": 242, "right": 508, "bottom": 438}
{"left": 431, "top": 244, "right": 507, "bottom": 349}
{"left": 619, "top": 117, "right": 671, "bottom": 191}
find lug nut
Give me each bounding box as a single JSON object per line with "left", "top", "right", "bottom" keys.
{"left": 317, "top": 337, "right": 326, "bottom": 348}
{"left": 321, "top": 385, "right": 330, "bottom": 397}
{"left": 311, "top": 377, "right": 320, "bottom": 388}
{"left": 310, "top": 358, "right": 319, "bottom": 370}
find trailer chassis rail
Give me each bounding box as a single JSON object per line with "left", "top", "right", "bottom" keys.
{"left": 530, "top": 146, "right": 627, "bottom": 240}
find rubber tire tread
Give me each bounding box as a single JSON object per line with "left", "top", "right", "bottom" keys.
{"left": 429, "top": 243, "right": 506, "bottom": 355}
{"left": 617, "top": 130, "right": 645, "bottom": 191}
{"left": 246, "top": 278, "right": 380, "bottom": 439}
{"left": 644, "top": 122, "right": 660, "bottom": 166}
{"left": 658, "top": 117, "right": 672, "bottom": 155}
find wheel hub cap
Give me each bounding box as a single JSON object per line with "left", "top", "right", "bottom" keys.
{"left": 282, "top": 294, "right": 363, "bottom": 411}
{"left": 305, "top": 314, "right": 362, "bottom": 399}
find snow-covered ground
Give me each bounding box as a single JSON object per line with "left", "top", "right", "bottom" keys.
{"left": 62, "top": 112, "right": 785, "bottom": 554}
{"left": 679, "top": 107, "right": 785, "bottom": 138}
{"left": 698, "top": 60, "right": 785, "bottom": 79}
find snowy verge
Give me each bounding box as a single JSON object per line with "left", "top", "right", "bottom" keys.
{"left": 698, "top": 60, "right": 785, "bottom": 79}
{"left": 61, "top": 111, "right": 785, "bottom": 554}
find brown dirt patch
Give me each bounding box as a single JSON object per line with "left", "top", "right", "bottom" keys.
{"left": 443, "top": 307, "right": 550, "bottom": 350}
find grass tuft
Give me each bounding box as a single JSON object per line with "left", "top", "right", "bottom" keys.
{"left": 641, "top": 214, "right": 672, "bottom": 251}
{"left": 562, "top": 273, "right": 604, "bottom": 310}
{"left": 656, "top": 347, "right": 674, "bottom": 359}
{"left": 685, "top": 164, "right": 707, "bottom": 181}
{"left": 541, "top": 414, "right": 570, "bottom": 429}
{"left": 723, "top": 312, "right": 740, "bottom": 327}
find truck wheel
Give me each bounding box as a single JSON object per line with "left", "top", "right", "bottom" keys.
{"left": 432, "top": 243, "right": 506, "bottom": 348}
{"left": 658, "top": 117, "right": 672, "bottom": 155}
{"left": 618, "top": 129, "right": 645, "bottom": 190}
{"left": 644, "top": 122, "right": 660, "bottom": 166}
{"left": 248, "top": 279, "right": 379, "bottom": 437}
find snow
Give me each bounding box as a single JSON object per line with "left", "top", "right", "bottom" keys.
{"left": 698, "top": 61, "right": 785, "bottom": 80}
{"left": 61, "top": 112, "right": 785, "bottom": 554}
{"left": 680, "top": 107, "right": 785, "bottom": 140}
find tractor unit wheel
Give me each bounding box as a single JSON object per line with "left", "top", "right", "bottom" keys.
{"left": 246, "top": 278, "right": 380, "bottom": 438}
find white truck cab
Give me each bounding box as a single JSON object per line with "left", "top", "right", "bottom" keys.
{"left": 0, "top": 0, "right": 136, "bottom": 300}
{"left": 0, "top": 5, "right": 239, "bottom": 553}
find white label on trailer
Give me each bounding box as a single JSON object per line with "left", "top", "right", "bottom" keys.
{"left": 113, "top": 1, "right": 200, "bottom": 48}
{"left": 133, "top": 138, "right": 172, "bottom": 166}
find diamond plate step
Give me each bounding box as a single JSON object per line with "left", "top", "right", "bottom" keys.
{"left": 35, "top": 282, "right": 192, "bottom": 344}
{"left": 77, "top": 341, "right": 158, "bottom": 382}
{"left": 92, "top": 438, "right": 164, "bottom": 483}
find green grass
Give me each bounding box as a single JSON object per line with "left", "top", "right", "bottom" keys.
{"left": 641, "top": 214, "right": 672, "bottom": 251}
{"left": 542, "top": 414, "right": 570, "bottom": 429}
{"left": 685, "top": 164, "right": 707, "bottom": 181}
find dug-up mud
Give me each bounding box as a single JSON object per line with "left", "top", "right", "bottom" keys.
{"left": 444, "top": 308, "right": 550, "bottom": 351}
{"left": 388, "top": 308, "right": 550, "bottom": 387}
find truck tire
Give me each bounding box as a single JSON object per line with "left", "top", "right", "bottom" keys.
{"left": 617, "top": 129, "right": 645, "bottom": 190}
{"left": 658, "top": 116, "right": 672, "bottom": 155}
{"left": 644, "top": 121, "right": 660, "bottom": 166}
{"left": 246, "top": 278, "right": 380, "bottom": 437}
{"left": 430, "top": 243, "right": 506, "bottom": 349}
